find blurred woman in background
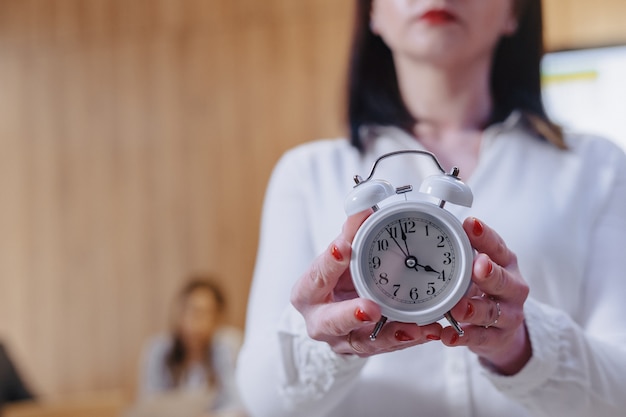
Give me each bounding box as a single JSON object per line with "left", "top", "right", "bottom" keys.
{"left": 138, "top": 277, "right": 244, "bottom": 416}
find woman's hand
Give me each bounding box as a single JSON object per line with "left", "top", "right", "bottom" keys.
{"left": 290, "top": 210, "right": 443, "bottom": 357}
{"left": 442, "top": 217, "right": 531, "bottom": 375}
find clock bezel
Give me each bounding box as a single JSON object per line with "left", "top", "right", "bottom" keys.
{"left": 350, "top": 200, "right": 474, "bottom": 325}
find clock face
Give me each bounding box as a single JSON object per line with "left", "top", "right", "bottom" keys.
{"left": 351, "top": 201, "right": 473, "bottom": 324}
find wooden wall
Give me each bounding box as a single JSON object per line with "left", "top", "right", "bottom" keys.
{"left": 0, "top": 0, "right": 352, "bottom": 399}
{"left": 543, "top": 0, "right": 626, "bottom": 50}
{"left": 0, "top": 0, "right": 624, "bottom": 402}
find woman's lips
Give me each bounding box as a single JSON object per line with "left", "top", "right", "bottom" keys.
{"left": 420, "top": 9, "right": 457, "bottom": 24}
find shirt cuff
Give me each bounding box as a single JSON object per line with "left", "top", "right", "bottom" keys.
{"left": 480, "top": 297, "right": 561, "bottom": 397}
{"left": 276, "top": 304, "right": 367, "bottom": 406}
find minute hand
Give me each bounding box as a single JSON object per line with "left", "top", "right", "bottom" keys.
{"left": 385, "top": 227, "right": 408, "bottom": 257}
{"left": 400, "top": 225, "right": 411, "bottom": 256}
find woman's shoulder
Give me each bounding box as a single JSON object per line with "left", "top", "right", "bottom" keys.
{"left": 562, "top": 130, "right": 626, "bottom": 172}
{"left": 143, "top": 334, "right": 173, "bottom": 360}
{"left": 276, "top": 137, "right": 357, "bottom": 172}
{"left": 212, "top": 326, "right": 243, "bottom": 352}
{"left": 268, "top": 137, "right": 361, "bottom": 192}
{"left": 564, "top": 130, "right": 625, "bottom": 155}
{"left": 283, "top": 137, "right": 354, "bottom": 157}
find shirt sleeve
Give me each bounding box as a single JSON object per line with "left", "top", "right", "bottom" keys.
{"left": 235, "top": 148, "right": 367, "bottom": 417}
{"left": 138, "top": 336, "right": 173, "bottom": 397}
{"left": 483, "top": 144, "right": 626, "bottom": 416}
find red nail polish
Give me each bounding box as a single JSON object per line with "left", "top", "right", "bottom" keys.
{"left": 355, "top": 308, "right": 372, "bottom": 322}
{"left": 465, "top": 302, "right": 474, "bottom": 319}
{"left": 473, "top": 218, "right": 484, "bottom": 236}
{"left": 449, "top": 333, "right": 459, "bottom": 345}
{"left": 395, "top": 330, "right": 414, "bottom": 342}
{"left": 427, "top": 334, "right": 441, "bottom": 341}
{"left": 331, "top": 245, "right": 343, "bottom": 261}
{"left": 486, "top": 260, "right": 493, "bottom": 275}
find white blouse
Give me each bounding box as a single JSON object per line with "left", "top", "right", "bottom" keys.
{"left": 236, "top": 114, "right": 626, "bottom": 417}
{"left": 139, "top": 327, "right": 243, "bottom": 412}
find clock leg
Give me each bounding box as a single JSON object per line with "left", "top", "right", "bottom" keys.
{"left": 444, "top": 312, "right": 465, "bottom": 336}
{"left": 369, "top": 316, "right": 388, "bottom": 341}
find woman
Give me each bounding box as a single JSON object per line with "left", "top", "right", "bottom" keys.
{"left": 237, "top": 1, "right": 626, "bottom": 416}
{"left": 139, "top": 278, "right": 243, "bottom": 414}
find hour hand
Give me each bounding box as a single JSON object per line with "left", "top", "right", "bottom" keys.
{"left": 413, "top": 261, "right": 440, "bottom": 275}
{"left": 422, "top": 264, "right": 440, "bottom": 274}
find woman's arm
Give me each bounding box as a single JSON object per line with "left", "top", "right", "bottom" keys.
{"left": 475, "top": 146, "right": 626, "bottom": 416}
{"left": 138, "top": 336, "right": 172, "bottom": 397}
{"left": 235, "top": 150, "right": 367, "bottom": 417}
{"left": 236, "top": 147, "right": 443, "bottom": 417}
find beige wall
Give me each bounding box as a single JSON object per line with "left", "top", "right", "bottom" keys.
{"left": 544, "top": 0, "right": 626, "bottom": 50}
{"left": 0, "top": 0, "right": 624, "bottom": 400}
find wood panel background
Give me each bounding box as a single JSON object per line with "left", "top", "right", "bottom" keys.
{"left": 0, "top": 0, "right": 624, "bottom": 402}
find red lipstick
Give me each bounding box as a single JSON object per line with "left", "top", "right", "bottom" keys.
{"left": 420, "top": 9, "right": 456, "bottom": 25}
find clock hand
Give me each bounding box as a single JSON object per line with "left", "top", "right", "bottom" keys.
{"left": 386, "top": 227, "right": 408, "bottom": 257}
{"left": 400, "top": 225, "right": 411, "bottom": 256}
{"left": 413, "top": 262, "right": 441, "bottom": 275}
{"left": 422, "top": 264, "right": 441, "bottom": 274}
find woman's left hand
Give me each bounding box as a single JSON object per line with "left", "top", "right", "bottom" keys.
{"left": 441, "top": 217, "right": 531, "bottom": 375}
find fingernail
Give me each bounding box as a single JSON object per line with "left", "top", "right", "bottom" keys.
{"left": 486, "top": 260, "right": 493, "bottom": 275}
{"left": 331, "top": 244, "right": 343, "bottom": 261}
{"left": 395, "top": 330, "right": 414, "bottom": 342}
{"left": 449, "top": 333, "right": 459, "bottom": 345}
{"left": 465, "top": 302, "right": 475, "bottom": 320}
{"left": 473, "top": 218, "right": 484, "bottom": 236}
{"left": 355, "top": 308, "right": 372, "bottom": 322}
{"left": 427, "top": 334, "right": 441, "bottom": 341}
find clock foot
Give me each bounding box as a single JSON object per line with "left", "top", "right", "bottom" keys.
{"left": 369, "top": 316, "right": 388, "bottom": 341}
{"left": 444, "top": 312, "right": 465, "bottom": 337}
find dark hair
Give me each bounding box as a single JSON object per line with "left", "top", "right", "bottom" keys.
{"left": 347, "top": 0, "right": 564, "bottom": 151}
{"left": 165, "top": 276, "right": 226, "bottom": 387}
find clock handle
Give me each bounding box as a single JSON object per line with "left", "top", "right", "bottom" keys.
{"left": 444, "top": 312, "right": 465, "bottom": 337}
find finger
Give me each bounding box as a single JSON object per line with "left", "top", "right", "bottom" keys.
{"left": 473, "top": 252, "right": 528, "bottom": 302}
{"left": 340, "top": 321, "right": 443, "bottom": 357}
{"left": 463, "top": 217, "right": 517, "bottom": 268}
{"left": 441, "top": 324, "right": 496, "bottom": 349}
{"left": 341, "top": 209, "right": 373, "bottom": 243}
{"left": 306, "top": 297, "right": 381, "bottom": 341}
{"left": 464, "top": 282, "right": 483, "bottom": 299}
{"left": 449, "top": 294, "right": 521, "bottom": 329}
{"left": 290, "top": 237, "right": 353, "bottom": 311}
{"left": 292, "top": 210, "right": 372, "bottom": 310}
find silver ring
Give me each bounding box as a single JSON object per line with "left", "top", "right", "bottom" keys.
{"left": 484, "top": 301, "right": 501, "bottom": 329}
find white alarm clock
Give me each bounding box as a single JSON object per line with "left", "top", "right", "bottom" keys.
{"left": 344, "top": 150, "right": 474, "bottom": 340}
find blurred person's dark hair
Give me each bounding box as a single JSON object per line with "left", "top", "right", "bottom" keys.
{"left": 165, "top": 276, "right": 227, "bottom": 387}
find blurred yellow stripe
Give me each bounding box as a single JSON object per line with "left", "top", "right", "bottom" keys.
{"left": 542, "top": 70, "right": 598, "bottom": 84}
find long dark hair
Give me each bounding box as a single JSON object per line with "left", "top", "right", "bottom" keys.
{"left": 347, "top": 0, "right": 564, "bottom": 151}
{"left": 165, "top": 277, "right": 226, "bottom": 387}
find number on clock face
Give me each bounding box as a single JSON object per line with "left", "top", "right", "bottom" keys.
{"left": 366, "top": 216, "right": 457, "bottom": 308}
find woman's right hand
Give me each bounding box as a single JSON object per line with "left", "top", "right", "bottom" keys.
{"left": 290, "top": 210, "right": 443, "bottom": 357}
